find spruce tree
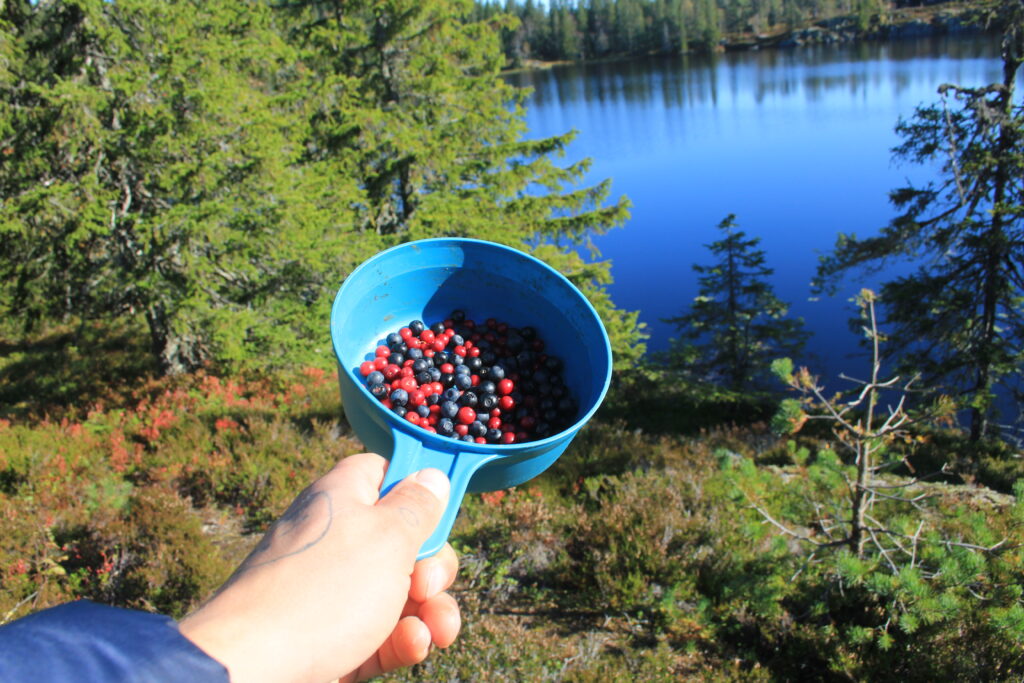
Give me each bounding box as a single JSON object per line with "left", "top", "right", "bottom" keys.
{"left": 0, "top": 0, "right": 345, "bottom": 374}
{"left": 279, "top": 0, "right": 644, "bottom": 367}
{"left": 668, "top": 214, "right": 809, "bottom": 391}
{"left": 815, "top": 5, "right": 1024, "bottom": 440}
{"left": 0, "top": 0, "right": 645, "bottom": 374}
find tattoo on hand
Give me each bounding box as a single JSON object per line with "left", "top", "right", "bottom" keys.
{"left": 245, "top": 488, "right": 334, "bottom": 570}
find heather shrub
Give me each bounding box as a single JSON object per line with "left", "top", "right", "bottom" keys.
{"left": 53, "top": 485, "right": 235, "bottom": 618}
{"left": 0, "top": 366, "right": 360, "bottom": 623}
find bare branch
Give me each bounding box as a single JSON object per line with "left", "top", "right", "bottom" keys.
{"left": 740, "top": 488, "right": 848, "bottom": 549}
{"left": 865, "top": 487, "right": 937, "bottom": 509}
{"left": 864, "top": 527, "right": 1011, "bottom": 553}
{"left": 865, "top": 524, "right": 901, "bottom": 574}
{"left": 790, "top": 551, "right": 818, "bottom": 583}
{"left": 910, "top": 520, "right": 924, "bottom": 570}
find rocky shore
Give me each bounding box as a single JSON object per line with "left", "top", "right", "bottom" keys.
{"left": 728, "top": 5, "right": 990, "bottom": 51}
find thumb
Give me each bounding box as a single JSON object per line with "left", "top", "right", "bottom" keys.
{"left": 376, "top": 468, "right": 451, "bottom": 550}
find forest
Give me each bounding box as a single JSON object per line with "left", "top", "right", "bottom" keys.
{"left": 1, "top": 0, "right": 1024, "bottom": 679}
{"left": 474, "top": 0, "right": 980, "bottom": 63}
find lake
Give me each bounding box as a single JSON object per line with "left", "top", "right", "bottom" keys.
{"left": 505, "top": 35, "right": 1009, "bottom": 382}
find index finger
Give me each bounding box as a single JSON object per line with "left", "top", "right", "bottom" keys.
{"left": 408, "top": 543, "right": 459, "bottom": 603}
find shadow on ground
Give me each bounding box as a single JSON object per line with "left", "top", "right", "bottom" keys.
{"left": 0, "top": 321, "right": 158, "bottom": 420}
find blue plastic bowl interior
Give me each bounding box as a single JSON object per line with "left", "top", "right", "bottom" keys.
{"left": 330, "top": 238, "right": 612, "bottom": 556}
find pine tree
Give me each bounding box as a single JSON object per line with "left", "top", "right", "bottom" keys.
{"left": 815, "top": 5, "right": 1024, "bottom": 440}
{"left": 668, "top": 214, "right": 809, "bottom": 391}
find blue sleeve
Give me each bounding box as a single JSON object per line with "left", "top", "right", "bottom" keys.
{"left": 0, "top": 600, "right": 229, "bottom": 682}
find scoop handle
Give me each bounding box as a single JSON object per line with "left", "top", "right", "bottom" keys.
{"left": 380, "top": 429, "right": 498, "bottom": 560}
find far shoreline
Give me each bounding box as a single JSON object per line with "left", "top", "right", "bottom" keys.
{"left": 501, "top": 1, "right": 996, "bottom": 75}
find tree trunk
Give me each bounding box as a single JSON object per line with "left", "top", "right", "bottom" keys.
{"left": 145, "top": 303, "right": 205, "bottom": 376}
{"left": 851, "top": 451, "right": 869, "bottom": 557}
{"left": 969, "top": 46, "right": 1020, "bottom": 442}
{"left": 726, "top": 238, "right": 740, "bottom": 389}
{"left": 852, "top": 295, "right": 880, "bottom": 557}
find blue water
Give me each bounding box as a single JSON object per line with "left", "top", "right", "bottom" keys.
{"left": 506, "top": 36, "right": 1008, "bottom": 381}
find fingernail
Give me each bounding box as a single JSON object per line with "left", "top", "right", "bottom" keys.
{"left": 413, "top": 468, "right": 450, "bottom": 503}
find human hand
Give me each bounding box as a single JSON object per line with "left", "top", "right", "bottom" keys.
{"left": 178, "top": 453, "right": 461, "bottom": 683}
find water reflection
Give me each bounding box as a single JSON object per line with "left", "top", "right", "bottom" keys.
{"left": 507, "top": 35, "right": 1006, "bottom": 112}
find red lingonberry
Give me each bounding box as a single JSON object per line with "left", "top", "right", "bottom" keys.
{"left": 366, "top": 312, "right": 574, "bottom": 447}
{"left": 360, "top": 361, "right": 374, "bottom": 376}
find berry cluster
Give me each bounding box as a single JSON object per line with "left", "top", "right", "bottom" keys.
{"left": 359, "top": 311, "right": 577, "bottom": 444}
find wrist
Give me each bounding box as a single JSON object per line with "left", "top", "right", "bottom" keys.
{"left": 179, "top": 596, "right": 309, "bottom": 683}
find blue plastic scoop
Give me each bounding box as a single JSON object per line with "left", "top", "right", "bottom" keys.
{"left": 330, "top": 238, "right": 612, "bottom": 558}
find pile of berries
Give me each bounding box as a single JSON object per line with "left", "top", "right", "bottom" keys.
{"left": 359, "top": 310, "right": 577, "bottom": 445}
